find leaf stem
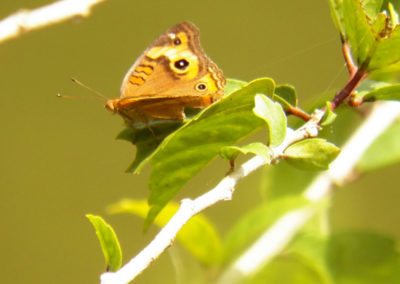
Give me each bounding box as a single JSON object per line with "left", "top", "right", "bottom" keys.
{"left": 286, "top": 106, "right": 312, "bottom": 121}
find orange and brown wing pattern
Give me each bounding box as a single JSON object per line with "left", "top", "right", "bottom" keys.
{"left": 106, "top": 22, "right": 225, "bottom": 123}
{"left": 127, "top": 63, "right": 155, "bottom": 86}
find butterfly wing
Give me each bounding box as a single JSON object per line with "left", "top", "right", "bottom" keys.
{"left": 109, "top": 22, "right": 225, "bottom": 122}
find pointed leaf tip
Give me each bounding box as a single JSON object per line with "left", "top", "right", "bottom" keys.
{"left": 86, "top": 214, "right": 122, "bottom": 271}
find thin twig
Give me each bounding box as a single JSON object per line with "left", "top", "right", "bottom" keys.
{"left": 217, "top": 101, "right": 400, "bottom": 284}
{"left": 100, "top": 111, "right": 324, "bottom": 284}
{"left": 286, "top": 106, "right": 312, "bottom": 121}
{"left": 341, "top": 39, "right": 357, "bottom": 77}
{"left": 331, "top": 66, "right": 367, "bottom": 109}
{"left": 0, "top": 0, "right": 105, "bottom": 44}
{"left": 331, "top": 37, "right": 371, "bottom": 110}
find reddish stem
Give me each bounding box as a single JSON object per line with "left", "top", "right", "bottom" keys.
{"left": 287, "top": 106, "right": 312, "bottom": 121}
{"left": 342, "top": 40, "right": 357, "bottom": 77}
{"left": 331, "top": 67, "right": 367, "bottom": 110}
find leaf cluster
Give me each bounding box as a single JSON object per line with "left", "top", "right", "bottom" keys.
{"left": 88, "top": 1, "right": 400, "bottom": 282}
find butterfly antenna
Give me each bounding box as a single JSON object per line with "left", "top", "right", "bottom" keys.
{"left": 56, "top": 93, "right": 75, "bottom": 99}
{"left": 71, "top": 77, "right": 110, "bottom": 101}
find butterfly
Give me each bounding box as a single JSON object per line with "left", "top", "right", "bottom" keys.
{"left": 105, "top": 22, "right": 226, "bottom": 126}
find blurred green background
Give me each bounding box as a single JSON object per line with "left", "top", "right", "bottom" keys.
{"left": 0, "top": 1, "right": 399, "bottom": 283}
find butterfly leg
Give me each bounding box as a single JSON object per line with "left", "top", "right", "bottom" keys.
{"left": 146, "top": 123, "right": 157, "bottom": 140}
{"left": 139, "top": 115, "right": 159, "bottom": 141}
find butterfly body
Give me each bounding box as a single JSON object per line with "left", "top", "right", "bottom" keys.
{"left": 106, "top": 22, "right": 225, "bottom": 125}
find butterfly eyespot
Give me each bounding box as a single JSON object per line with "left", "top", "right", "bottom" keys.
{"left": 195, "top": 83, "right": 207, "bottom": 91}
{"left": 174, "top": 59, "right": 189, "bottom": 70}
{"left": 173, "top": 38, "right": 181, "bottom": 45}
{"left": 169, "top": 33, "right": 181, "bottom": 45}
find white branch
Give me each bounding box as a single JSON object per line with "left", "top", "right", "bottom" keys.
{"left": 100, "top": 111, "right": 324, "bottom": 284}
{"left": 0, "top": 0, "right": 105, "bottom": 44}
{"left": 99, "top": 101, "right": 400, "bottom": 284}
{"left": 217, "top": 101, "right": 400, "bottom": 284}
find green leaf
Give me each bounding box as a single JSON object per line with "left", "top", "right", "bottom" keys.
{"left": 286, "top": 233, "right": 333, "bottom": 284}
{"left": 86, "top": 214, "right": 122, "bottom": 271}
{"left": 249, "top": 231, "right": 400, "bottom": 284}
{"left": 357, "top": 119, "right": 400, "bottom": 172}
{"left": 330, "top": 0, "right": 400, "bottom": 71}
{"left": 246, "top": 255, "right": 331, "bottom": 284}
{"left": 219, "top": 142, "right": 271, "bottom": 161}
{"left": 260, "top": 162, "right": 319, "bottom": 199}
{"left": 145, "top": 78, "right": 275, "bottom": 226}
{"left": 245, "top": 230, "right": 400, "bottom": 284}
{"left": 283, "top": 139, "right": 340, "bottom": 171}
{"left": 253, "top": 94, "right": 287, "bottom": 146}
{"left": 361, "top": 0, "right": 384, "bottom": 20}
{"left": 221, "top": 196, "right": 309, "bottom": 264}
{"left": 244, "top": 225, "right": 332, "bottom": 284}
{"left": 353, "top": 79, "right": 391, "bottom": 100}
{"left": 119, "top": 122, "right": 183, "bottom": 173}
{"left": 327, "top": 231, "right": 400, "bottom": 284}
{"left": 329, "top": 0, "right": 346, "bottom": 37}
{"left": 341, "top": 0, "right": 376, "bottom": 65}
{"left": 370, "top": 12, "right": 388, "bottom": 36}
{"left": 388, "top": 3, "right": 399, "bottom": 26}
{"left": 274, "top": 84, "right": 298, "bottom": 109}
{"left": 115, "top": 127, "right": 135, "bottom": 142}
{"left": 224, "top": 78, "right": 247, "bottom": 95}
{"left": 369, "top": 26, "right": 400, "bottom": 71}
{"left": 320, "top": 102, "right": 337, "bottom": 126}
{"left": 249, "top": 228, "right": 334, "bottom": 284}
{"left": 107, "top": 199, "right": 222, "bottom": 265}
{"left": 120, "top": 79, "right": 247, "bottom": 173}
{"left": 286, "top": 208, "right": 338, "bottom": 284}
{"left": 362, "top": 84, "right": 400, "bottom": 101}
